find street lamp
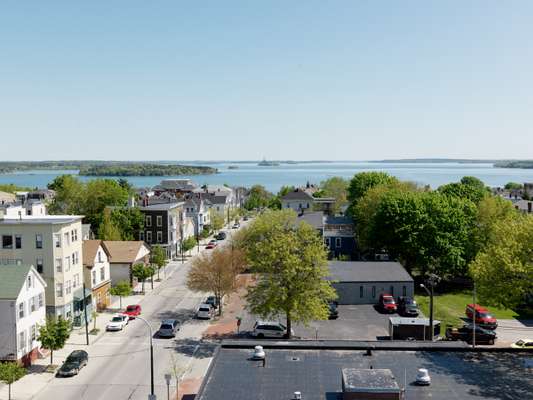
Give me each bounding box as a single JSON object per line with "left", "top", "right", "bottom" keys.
{"left": 164, "top": 373, "right": 172, "bottom": 400}
{"left": 420, "top": 274, "right": 440, "bottom": 341}
{"left": 134, "top": 316, "right": 155, "bottom": 396}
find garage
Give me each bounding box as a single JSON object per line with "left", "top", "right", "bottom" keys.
{"left": 328, "top": 261, "right": 414, "bottom": 305}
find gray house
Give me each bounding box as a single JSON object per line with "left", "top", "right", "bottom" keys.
{"left": 328, "top": 261, "right": 414, "bottom": 305}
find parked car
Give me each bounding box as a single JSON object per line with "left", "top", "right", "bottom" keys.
{"left": 197, "top": 303, "right": 214, "bottom": 319}
{"left": 124, "top": 304, "right": 141, "bottom": 319}
{"left": 157, "top": 319, "right": 180, "bottom": 338}
{"left": 378, "top": 294, "right": 397, "bottom": 313}
{"left": 511, "top": 339, "right": 533, "bottom": 349}
{"left": 106, "top": 314, "right": 129, "bottom": 331}
{"left": 206, "top": 240, "right": 218, "bottom": 249}
{"left": 57, "top": 350, "right": 88, "bottom": 377}
{"left": 251, "top": 321, "right": 292, "bottom": 339}
{"left": 232, "top": 222, "right": 240, "bottom": 229}
{"left": 328, "top": 301, "right": 339, "bottom": 319}
{"left": 398, "top": 297, "right": 420, "bottom": 317}
{"left": 205, "top": 295, "right": 219, "bottom": 309}
{"left": 216, "top": 231, "right": 227, "bottom": 240}
{"left": 243, "top": 216, "right": 249, "bottom": 221}
{"left": 465, "top": 304, "right": 498, "bottom": 330}
{"left": 445, "top": 324, "right": 497, "bottom": 345}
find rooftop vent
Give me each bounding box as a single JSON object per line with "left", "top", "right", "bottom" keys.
{"left": 292, "top": 392, "right": 302, "bottom": 400}
{"left": 342, "top": 369, "right": 400, "bottom": 400}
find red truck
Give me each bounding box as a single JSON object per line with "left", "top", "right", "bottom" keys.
{"left": 379, "top": 294, "right": 397, "bottom": 313}
{"left": 465, "top": 304, "right": 498, "bottom": 330}
{"left": 124, "top": 304, "right": 142, "bottom": 319}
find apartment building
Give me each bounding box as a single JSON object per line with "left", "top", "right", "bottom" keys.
{"left": 0, "top": 265, "right": 46, "bottom": 366}
{"left": 0, "top": 215, "right": 85, "bottom": 322}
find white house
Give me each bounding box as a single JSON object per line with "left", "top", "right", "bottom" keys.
{"left": 0, "top": 215, "right": 86, "bottom": 324}
{"left": 280, "top": 189, "right": 315, "bottom": 212}
{"left": 0, "top": 264, "right": 46, "bottom": 366}
{"left": 184, "top": 196, "right": 211, "bottom": 236}
{"left": 82, "top": 240, "right": 112, "bottom": 311}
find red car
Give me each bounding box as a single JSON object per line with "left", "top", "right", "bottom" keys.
{"left": 206, "top": 240, "right": 218, "bottom": 249}
{"left": 465, "top": 304, "right": 498, "bottom": 330}
{"left": 378, "top": 294, "right": 397, "bottom": 313}
{"left": 124, "top": 304, "right": 141, "bottom": 319}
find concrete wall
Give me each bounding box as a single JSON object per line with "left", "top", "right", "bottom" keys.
{"left": 333, "top": 281, "right": 415, "bottom": 305}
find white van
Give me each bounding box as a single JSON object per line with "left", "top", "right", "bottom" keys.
{"left": 251, "top": 321, "right": 292, "bottom": 338}
{"left": 196, "top": 303, "right": 214, "bottom": 320}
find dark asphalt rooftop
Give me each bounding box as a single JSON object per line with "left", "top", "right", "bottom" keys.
{"left": 328, "top": 261, "right": 414, "bottom": 283}
{"left": 196, "top": 347, "right": 533, "bottom": 400}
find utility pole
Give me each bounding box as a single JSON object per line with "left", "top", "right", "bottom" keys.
{"left": 420, "top": 273, "right": 440, "bottom": 341}
{"left": 82, "top": 283, "right": 89, "bottom": 345}
{"left": 136, "top": 317, "right": 155, "bottom": 397}
{"left": 472, "top": 281, "right": 476, "bottom": 348}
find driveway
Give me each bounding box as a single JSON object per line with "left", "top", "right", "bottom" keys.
{"left": 494, "top": 319, "right": 533, "bottom": 347}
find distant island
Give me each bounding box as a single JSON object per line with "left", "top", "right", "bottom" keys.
{"left": 79, "top": 163, "right": 217, "bottom": 176}
{"left": 493, "top": 161, "right": 533, "bottom": 169}
{"left": 258, "top": 158, "right": 280, "bottom": 166}
{"left": 228, "top": 165, "right": 239, "bottom": 169}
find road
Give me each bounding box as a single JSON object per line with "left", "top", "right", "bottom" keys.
{"left": 33, "top": 225, "right": 245, "bottom": 400}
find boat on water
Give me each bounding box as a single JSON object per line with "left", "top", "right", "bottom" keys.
{"left": 258, "top": 158, "right": 280, "bottom": 167}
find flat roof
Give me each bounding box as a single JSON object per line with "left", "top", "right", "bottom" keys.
{"left": 196, "top": 346, "right": 533, "bottom": 400}
{"left": 328, "top": 261, "right": 414, "bottom": 283}
{"left": 0, "top": 215, "right": 83, "bottom": 225}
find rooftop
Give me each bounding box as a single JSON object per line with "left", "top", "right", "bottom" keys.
{"left": 139, "top": 201, "right": 184, "bottom": 211}
{"left": 328, "top": 261, "right": 414, "bottom": 283}
{"left": 102, "top": 241, "right": 148, "bottom": 264}
{"left": 196, "top": 345, "right": 533, "bottom": 400}
{"left": 0, "top": 264, "right": 34, "bottom": 299}
{"left": 297, "top": 211, "right": 324, "bottom": 230}
{"left": 281, "top": 189, "right": 315, "bottom": 201}
{"left": 0, "top": 215, "right": 83, "bottom": 225}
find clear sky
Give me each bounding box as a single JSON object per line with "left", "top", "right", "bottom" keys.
{"left": 1, "top": 1, "right": 532, "bottom": 161}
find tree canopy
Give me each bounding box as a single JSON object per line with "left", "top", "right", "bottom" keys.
{"left": 347, "top": 172, "right": 398, "bottom": 215}
{"left": 438, "top": 176, "right": 489, "bottom": 204}
{"left": 39, "top": 317, "right": 71, "bottom": 365}
{"left": 315, "top": 177, "right": 349, "bottom": 214}
{"left": 239, "top": 209, "right": 337, "bottom": 338}
{"left": 0, "top": 362, "right": 26, "bottom": 400}
{"left": 109, "top": 281, "right": 132, "bottom": 309}
{"left": 244, "top": 185, "right": 273, "bottom": 210}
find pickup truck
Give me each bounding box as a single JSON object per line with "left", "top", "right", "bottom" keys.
{"left": 445, "top": 324, "right": 496, "bottom": 345}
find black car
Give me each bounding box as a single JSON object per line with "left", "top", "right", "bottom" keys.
{"left": 216, "top": 232, "right": 227, "bottom": 241}
{"left": 328, "top": 301, "right": 339, "bottom": 319}
{"left": 205, "top": 295, "right": 219, "bottom": 309}
{"left": 446, "top": 324, "right": 497, "bottom": 345}
{"left": 157, "top": 319, "right": 180, "bottom": 338}
{"left": 57, "top": 350, "right": 88, "bottom": 377}
{"left": 398, "top": 296, "right": 420, "bottom": 317}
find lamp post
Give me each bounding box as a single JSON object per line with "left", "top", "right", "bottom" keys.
{"left": 420, "top": 274, "right": 440, "bottom": 341}
{"left": 135, "top": 316, "right": 155, "bottom": 396}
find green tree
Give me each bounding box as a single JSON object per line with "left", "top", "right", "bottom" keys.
{"left": 0, "top": 362, "right": 26, "bottom": 400}
{"left": 182, "top": 236, "right": 197, "bottom": 255}
{"left": 369, "top": 190, "right": 477, "bottom": 277}
{"left": 470, "top": 215, "right": 533, "bottom": 309}
{"left": 151, "top": 244, "right": 167, "bottom": 280}
{"left": 244, "top": 185, "right": 273, "bottom": 210}
{"left": 132, "top": 263, "right": 152, "bottom": 293}
{"left": 38, "top": 317, "right": 71, "bottom": 365}
{"left": 347, "top": 172, "right": 398, "bottom": 215}
{"left": 187, "top": 246, "right": 246, "bottom": 315}
{"left": 117, "top": 178, "right": 132, "bottom": 192}
{"left": 209, "top": 209, "right": 225, "bottom": 232}
{"left": 240, "top": 209, "right": 337, "bottom": 338}
{"left": 83, "top": 179, "right": 129, "bottom": 232}
{"left": 438, "top": 176, "right": 489, "bottom": 205}
{"left": 318, "top": 177, "right": 349, "bottom": 214}
{"left": 109, "top": 281, "right": 132, "bottom": 309}
{"left": 504, "top": 182, "right": 523, "bottom": 190}
{"left": 98, "top": 209, "right": 122, "bottom": 240}
{"left": 110, "top": 208, "right": 144, "bottom": 240}
{"left": 47, "top": 175, "right": 85, "bottom": 215}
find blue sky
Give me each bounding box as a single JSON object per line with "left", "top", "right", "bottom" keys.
{"left": 1, "top": 1, "right": 532, "bottom": 161}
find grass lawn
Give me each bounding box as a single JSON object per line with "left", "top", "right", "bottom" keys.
{"left": 415, "top": 290, "right": 533, "bottom": 329}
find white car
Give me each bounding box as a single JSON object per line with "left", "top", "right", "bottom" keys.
{"left": 196, "top": 304, "right": 214, "bottom": 320}
{"left": 251, "top": 321, "right": 292, "bottom": 339}
{"left": 106, "top": 314, "right": 129, "bottom": 331}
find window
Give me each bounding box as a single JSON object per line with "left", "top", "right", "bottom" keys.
{"left": 390, "top": 286, "right": 394, "bottom": 296}
{"left": 27, "top": 275, "right": 32, "bottom": 289}
{"left": 29, "top": 296, "right": 35, "bottom": 312}
{"left": 55, "top": 258, "right": 62, "bottom": 272}
{"left": 98, "top": 251, "right": 102, "bottom": 263}
{"left": 73, "top": 274, "right": 79, "bottom": 288}
{"left": 335, "top": 238, "right": 342, "bottom": 248}
{"left": 74, "top": 229, "right": 78, "bottom": 241}
{"left": 56, "top": 283, "right": 63, "bottom": 298}
{"left": 2, "top": 235, "right": 13, "bottom": 249}
{"left": 54, "top": 233, "right": 61, "bottom": 248}
{"left": 65, "top": 256, "right": 71, "bottom": 272}
{"left": 325, "top": 237, "right": 330, "bottom": 247}
{"left": 38, "top": 293, "right": 44, "bottom": 308}
{"left": 139, "top": 231, "right": 145, "bottom": 241}
{"left": 92, "top": 270, "right": 97, "bottom": 285}
{"left": 157, "top": 231, "right": 163, "bottom": 243}
{"left": 18, "top": 331, "right": 25, "bottom": 350}
{"left": 36, "top": 258, "right": 44, "bottom": 274}
{"left": 72, "top": 251, "right": 79, "bottom": 265}
{"left": 18, "top": 302, "right": 25, "bottom": 319}
{"left": 146, "top": 231, "right": 152, "bottom": 243}
{"left": 372, "top": 286, "right": 376, "bottom": 298}
{"left": 71, "top": 230, "right": 75, "bottom": 242}
{"left": 64, "top": 232, "right": 70, "bottom": 246}
{"left": 100, "top": 267, "right": 105, "bottom": 281}
{"left": 360, "top": 286, "right": 364, "bottom": 298}
{"left": 31, "top": 325, "right": 37, "bottom": 341}
{"left": 65, "top": 280, "right": 72, "bottom": 295}
{"left": 156, "top": 215, "right": 163, "bottom": 227}
{"left": 15, "top": 235, "right": 22, "bottom": 249}
{"left": 146, "top": 215, "right": 152, "bottom": 227}
{"left": 402, "top": 286, "right": 407, "bottom": 297}
{"left": 35, "top": 234, "right": 43, "bottom": 249}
